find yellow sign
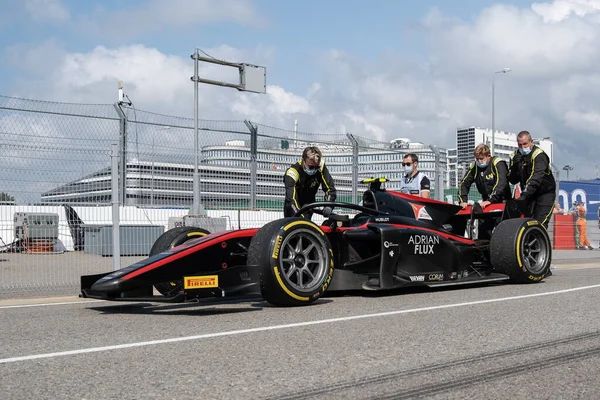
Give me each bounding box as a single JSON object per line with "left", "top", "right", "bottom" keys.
{"left": 184, "top": 275, "right": 218, "bottom": 289}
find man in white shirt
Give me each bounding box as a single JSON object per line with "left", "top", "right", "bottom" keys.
{"left": 399, "top": 153, "right": 431, "bottom": 198}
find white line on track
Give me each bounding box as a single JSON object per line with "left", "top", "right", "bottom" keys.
{"left": 2, "top": 283, "right": 600, "bottom": 364}
{"left": 0, "top": 300, "right": 103, "bottom": 309}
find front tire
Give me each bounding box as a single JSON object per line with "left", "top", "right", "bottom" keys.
{"left": 490, "top": 218, "right": 551, "bottom": 283}
{"left": 149, "top": 226, "right": 211, "bottom": 295}
{"left": 247, "top": 218, "right": 334, "bottom": 306}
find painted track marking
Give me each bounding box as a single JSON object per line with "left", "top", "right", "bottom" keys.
{"left": 0, "top": 300, "right": 103, "bottom": 309}
{"left": 2, "top": 284, "right": 600, "bottom": 364}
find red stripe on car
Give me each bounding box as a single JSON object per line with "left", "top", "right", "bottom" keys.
{"left": 122, "top": 229, "right": 259, "bottom": 280}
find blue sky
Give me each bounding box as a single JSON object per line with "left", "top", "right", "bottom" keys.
{"left": 1, "top": 0, "right": 600, "bottom": 178}
{"left": 0, "top": 0, "right": 534, "bottom": 94}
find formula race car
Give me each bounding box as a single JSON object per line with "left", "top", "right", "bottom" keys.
{"left": 80, "top": 178, "right": 552, "bottom": 307}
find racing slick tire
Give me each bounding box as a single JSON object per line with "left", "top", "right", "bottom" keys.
{"left": 490, "top": 218, "right": 551, "bottom": 283}
{"left": 149, "top": 226, "right": 211, "bottom": 296}
{"left": 247, "top": 218, "right": 335, "bottom": 307}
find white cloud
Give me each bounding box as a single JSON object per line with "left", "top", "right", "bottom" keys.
{"left": 414, "top": 0, "right": 600, "bottom": 175}
{"left": 231, "top": 85, "right": 312, "bottom": 124}
{"left": 5, "top": 43, "right": 273, "bottom": 114}
{"left": 532, "top": 0, "right": 600, "bottom": 22}
{"left": 266, "top": 86, "right": 312, "bottom": 114}
{"left": 563, "top": 109, "right": 600, "bottom": 131}
{"left": 23, "top": 0, "right": 70, "bottom": 23}
{"left": 342, "top": 112, "right": 388, "bottom": 141}
{"left": 57, "top": 45, "right": 190, "bottom": 105}
{"left": 425, "top": 4, "right": 600, "bottom": 78}
{"left": 5, "top": 0, "right": 600, "bottom": 179}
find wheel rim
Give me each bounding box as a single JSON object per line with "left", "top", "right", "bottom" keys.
{"left": 520, "top": 228, "right": 549, "bottom": 274}
{"left": 278, "top": 228, "right": 328, "bottom": 293}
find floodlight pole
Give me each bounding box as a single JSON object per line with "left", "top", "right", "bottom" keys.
{"left": 190, "top": 48, "right": 266, "bottom": 215}
{"left": 491, "top": 68, "right": 511, "bottom": 155}
{"left": 563, "top": 165, "right": 574, "bottom": 180}
{"left": 191, "top": 49, "right": 203, "bottom": 215}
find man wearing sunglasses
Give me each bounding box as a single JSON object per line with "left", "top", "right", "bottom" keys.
{"left": 284, "top": 146, "right": 337, "bottom": 219}
{"left": 458, "top": 143, "right": 510, "bottom": 210}
{"left": 399, "top": 153, "right": 431, "bottom": 198}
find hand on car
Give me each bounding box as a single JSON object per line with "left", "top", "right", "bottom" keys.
{"left": 481, "top": 201, "right": 491, "bottom": 208}
{"left": 516, "top": 193, "right": 529, "bottom": 203}
{"left": 460, "top": 202, "right": 469, "bottom": 209}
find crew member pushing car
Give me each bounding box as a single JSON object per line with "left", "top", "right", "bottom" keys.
{"left": 283, "top": 146, "right": 337, "bottom": 220}
{"left": 509, "top": 130, "right": 556, "bottom": 230}
{"left": 458, "top": 143, "right": 511, "bottom": 209}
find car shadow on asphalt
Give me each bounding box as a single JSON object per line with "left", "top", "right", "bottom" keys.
{"left": 258, "top": 298, "right": 335, "bottom": 308}
{"left": 323, "top": 281, "right": 520, "bottom": 299}
{"left": 87, "top": 294, "right": 336, "bottom": 314}
{"left": 88, "top": 303, "right": 262, "bottom": 316}
{"left": 324, "top": 286, "right": 431, "bottom": 299}
{"left": 87, "top": 294, "right": 265, "bottom": 316}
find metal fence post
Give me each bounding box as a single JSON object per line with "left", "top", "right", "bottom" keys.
{"left": 191, "top": 49, "right": 203, "bottom": 215}
{"left": 113, "top": 103, "right": 127, "bottom": 205}
{"left": 437, "top": 157, "right": 443, "bottom": 201}
{"left": 245, "top": 120, "right": 258, "bottom": 209}
{"left": 111, "top": 143, "right": 121, "bottom": 271}
{"left": 437, "top": 150, "right": 443, "bottom": 201}
{"left": 347, "top": 133, "right": 359, "bottom": 204}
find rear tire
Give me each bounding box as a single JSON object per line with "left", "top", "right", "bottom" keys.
{"left": 490, "top": 218, "right": 551, "bottom": 283}
{"left": 247, "top": 218, "right": 334, "bottom": 306}
{"left": 149, "top": 226, "right": 211, "bottom": 295}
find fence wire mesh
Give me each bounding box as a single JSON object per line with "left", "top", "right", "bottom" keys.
{"left": 0, "top": 95, "right": 595, "bottom": 298}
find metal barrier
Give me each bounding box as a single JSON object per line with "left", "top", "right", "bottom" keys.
{"left": 551, "top": 213, "right": 599, "bottom": 250}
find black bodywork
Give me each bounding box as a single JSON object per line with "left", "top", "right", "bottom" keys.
{"left": 80, "top": 179, "right": 525, "bottom": 303}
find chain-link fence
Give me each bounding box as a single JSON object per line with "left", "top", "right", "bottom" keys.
{"left": 0, "top": 95, "right": 595, "bottom": 298}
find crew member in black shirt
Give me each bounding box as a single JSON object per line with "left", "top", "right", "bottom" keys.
{"left": 508, "top": 130, "right": 556, "bottom": 230}
{"left": 459, "top": 143, "right": 511, "bottom": 209}
{"left": 283, "top": 146, "right": 337, "bottom": 220}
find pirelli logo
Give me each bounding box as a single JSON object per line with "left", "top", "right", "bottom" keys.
{"left": 184, "top": 275, "right": 218, "bottom": 289}
{"left": 272, "top": 235, "right": 283, "bottom": 259}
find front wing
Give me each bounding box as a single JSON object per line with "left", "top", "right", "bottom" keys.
{"left": 80, "top": 229, "right": 262, "bottom": 303}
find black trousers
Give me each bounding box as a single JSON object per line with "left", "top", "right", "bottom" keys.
{"left": 528, "top": 191, "right": 556, "bottom": 230}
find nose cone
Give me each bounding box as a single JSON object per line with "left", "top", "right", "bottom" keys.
{"left": 90, "top": 269, "right": 131, "bottom": 292}
{"left": 91, "top": 277, "right": 124, "bottom": 293}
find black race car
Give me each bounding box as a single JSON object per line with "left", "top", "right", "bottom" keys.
{"left": 80, "top": 178, "right": 552, "bottom": 307}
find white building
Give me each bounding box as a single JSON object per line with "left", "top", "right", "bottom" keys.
{"left": 40, "top": 137, "right": 448, "bottom": 207}
{"left": 446, "top": 148, "right": 458, "bottom": 188}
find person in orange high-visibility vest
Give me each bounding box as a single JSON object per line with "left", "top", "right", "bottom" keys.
{"left": 577, "top": 203, "right": 593, "bottom": 250}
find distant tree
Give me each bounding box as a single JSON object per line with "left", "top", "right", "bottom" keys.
{"left": 0, "top": 192, "right": 15, "bottom": 203}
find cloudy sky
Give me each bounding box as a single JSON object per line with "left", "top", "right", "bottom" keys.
{"left": 1, "top": 0, "right": 600, "bottom": 180}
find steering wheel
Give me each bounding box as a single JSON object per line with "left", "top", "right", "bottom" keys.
{"left": 294, "top": 201, "right": 388, "bottom": 223}
{"left": 313, "top": 207, "right": 350, "bottom": 222}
